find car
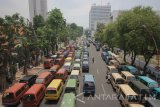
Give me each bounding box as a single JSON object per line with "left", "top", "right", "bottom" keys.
{"left": 82, "top": 61, "right": 89, "bottom": 72}
{"left": 83, "top": 51, "right": 89, "bottom": 56}
{"left": 73, "top": 63, "right": 81, "bottom": 71}
{"left": 83, "top": 57, "right": 89, "bottom": 62}
{"left": 107, "top": 66, "right": 119, "bottom": 75}
{"left": 63, "top": 62, "right": 72, "bottom": 74}
{"left": 119, "top": 65, "right": 139, "bottom": 75}
{"left": 19, "top": 75, "right": 37, "bottom": 87}
{"left": 96, "top": 45, "right": 100, "bottom": 51}
{"left": 75, "top": 58, "right": 81, "bottom": 64}
{"left": 83, "top": 54, "right": 88, "bottom": 59}
{"left": 101, "top": 52, "right": 109, "bottom": 60}
{"left": 83, "top": 74, "right": 95, "bottom": 95}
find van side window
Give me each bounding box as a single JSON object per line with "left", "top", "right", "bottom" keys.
{"left": 37, "top": 87, "right": 43, "bottom": 97}
{"left": 57, "top": 83, "right": 61, "bottom": 91}
{"left": 15, "top": 86, "right": 25, "bottom": 97}
{"left": 139, "top": 79, "right": 148, "bottom": 86}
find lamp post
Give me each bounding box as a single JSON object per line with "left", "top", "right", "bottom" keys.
{"left": 142, "top": 25, "right": 159, "bottom": 68}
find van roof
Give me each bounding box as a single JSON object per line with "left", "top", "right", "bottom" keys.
{"left": 129, "top": 80, "right": 149, "bottom": 90}
{"left": 84, "top": 74, "right": 94, "bottom": 82}
{"left": 111, "top": 73, "right": 123, "bottom": 79}
{"left": 154, "top": 88, "right": 160, "bottom": 93}
{"left": 64, "top": 62, "right": 72, "bottom": 66}
{"left": 121, "top": 71, "right": 135, "bottom": 77}
{"left": 73, "top": 63, "right": 80, "bottom": 67}
{"left": 56, "top": 68, "right": 66, "bottom": 73}
{"left": 118, "top": 84, "right": 137, "bottom": 96}
{"left": 60, "top": 93, "right": 75, "bottom": 107}
{"left": 71, "top": 70, "right": 80, "bottom": 75}
{"left": 66, "top": 57, "right": 72, "bottom": 60}
{"left": 5, "top": 83, "right": 26, "bottom": 93}
{"left": 44, "top": 59, "right": 52, "bottom": 61}
{"left": 138, "top": 76, "right": 158, "bottom": 84}
{"left": 66, "top": 79, "right": 76, "bottom": 88}
{"left": 107, "top": 65, "right": 116, "bottom": 68}
{"left": 126, "top": 65, "right": 137, "bottom": 70}
{"left": 37, "top": 71, "right": 51, "bottom": 78}
{"left": 47, "top": 79, "right": 62, "bottom": 89}
{"left": 24, "top": 84, "right": 44, "bottom": 95}
{"left": 50, "top": 65, "right": 60, "bottom": 69}
{"left": 128, "top": 104, "right": 144, "bottom": 107}
{"left": 146, "top": 98, "right": 160, "bottom": 107}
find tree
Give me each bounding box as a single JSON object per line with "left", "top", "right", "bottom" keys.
{"left": 94, "top": 23, "right": 105, "bottom": 42}
{"left": 0, "top": 13, "right": 28, "bottom": 90}
{"left": 47, "top": 8, "right": 66, "bottom": 51}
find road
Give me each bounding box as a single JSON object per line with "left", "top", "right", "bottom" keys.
{"left": 76, "top": 44, "right": 121, "bottom": 107}
{"left": 15, "top": 44, "right": 122, "bottom": 107}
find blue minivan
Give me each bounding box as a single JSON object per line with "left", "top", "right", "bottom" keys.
{"left": 83, "top": 74, "right": 95, "bottom": 95}
{"left": 138, "top": 76, "right": 158, "bottom": 90}
{"left": 151, "top": 88, "right": 160, "bottom": 100}
{"left": 120, "top": 65, "right": 139, "bottom": 75}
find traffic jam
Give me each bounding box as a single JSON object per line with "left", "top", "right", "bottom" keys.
{"left": 1, "top": 38, "right": 160, "bottom": 107}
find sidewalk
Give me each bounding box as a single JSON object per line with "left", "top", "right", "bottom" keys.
{"left": 0, "top": 64, "right": 43, "bottom": 105}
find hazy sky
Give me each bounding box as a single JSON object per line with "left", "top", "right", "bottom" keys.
{"left": 0, "top": 0, "right": 160, "bottom": 28}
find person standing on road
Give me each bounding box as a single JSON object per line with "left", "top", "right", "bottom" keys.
{"left": 92, "top": 56, "right": 94, "bottom": 63}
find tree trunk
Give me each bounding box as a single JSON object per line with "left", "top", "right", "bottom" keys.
{"left": 144, "top": 58, "right": 151, "bottom": 74}
{"left": 123, "top": 50, "right": 126, "bottom": 62}
{"left": 35, "top": 54, "right": 39, "bottom": 66}
{"left": 23, "top": 47, "right": 28, "bottom": 75}
{"left": 131, "top": 52, "right": 137, "bottom": 65}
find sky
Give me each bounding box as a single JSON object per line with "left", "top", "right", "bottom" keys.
{"left": 0, "top": 0, "right": 160, "bottom": 28}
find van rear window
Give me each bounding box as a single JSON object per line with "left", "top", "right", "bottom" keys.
{"left": 36, "top": 78, "right": 44, "bottom": 84}
{"left": 46, "top": 90, "right": 56, "bottom": 94}
{"left": 2, "top": 93, "right": 14, "bottom": 100}
{"left": 23, "top": 94, "right": 35, "bottom": 101}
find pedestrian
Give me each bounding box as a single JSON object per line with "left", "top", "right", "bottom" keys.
{"left": 106, "top": 74, "right": 111, "bottom": 83}
{"left": 92, "top": 56, "right": 94, "bottom": 63}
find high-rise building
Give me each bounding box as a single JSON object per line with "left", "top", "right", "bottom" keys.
{"left": 28, "top": 0, "right": 47, "bottom": 22}
{"left": 89, "top": 3, "right": 112, "bottom": 36}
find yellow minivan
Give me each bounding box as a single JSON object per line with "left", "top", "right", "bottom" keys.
{"left": 110, "top": 73, "right": 125, "bottom": 92}
{"left": 128, "top": 104, "right": 144, "bottom": 107}
{"left": 117, "top": 84, "right": 138, "bottom": 107}
{"left": 45, "top": 79, "right": 63, "bottom": 100}
{"left": 121, "top": 71, "right": 135, "bottom": 83}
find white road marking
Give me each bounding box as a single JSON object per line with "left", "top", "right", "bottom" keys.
{"left": 97, "top": 69, "right": 99, "bottom": 74}
{"left": 79, "top": 84, "right": 81, "bottom": 93}
{"left": 101, "top": 84, "right": 106, "bottom": 95}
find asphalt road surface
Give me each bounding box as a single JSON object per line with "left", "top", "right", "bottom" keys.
{"left": 16, "top": 44, "right": 121, "bottom": 107}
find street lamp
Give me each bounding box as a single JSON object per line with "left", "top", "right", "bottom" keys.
{"left": 142, "top": 25, "right": 160, "bottom": 68}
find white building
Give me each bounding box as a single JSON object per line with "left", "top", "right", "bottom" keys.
{"left": 89, "top": 3, "right": 112, "bottom": 36}
{"left": 28, "top": 0, "right": 48, "bottom": 22}
{"left": 112, "top": 10, "right": 125, "bottom": 22}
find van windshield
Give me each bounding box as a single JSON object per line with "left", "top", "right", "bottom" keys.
{"left": 127, "top": 95, "right": 138, "bottom": 102}
{"left": 36, "top": 78, "right": 44, "bottom": 84}
{"left": 84, "top": 82, "right": 95, "bottom": 88}
{"left": 116, "top": 79, "right": 124, "bottom": 84}
{"left": 128, "top": 77, "right": 135, "bottom": 81}
{"left": 65, "top": 88, "right": 76, "bottom": 93}
{"left": 70, "top": 75, "right": 78, "bottom": 80}
{"left": 46, "top": 90, "right": 57, "bottom": 94}
{"left": 2, "top": 93, "right": 14, "bottom": 100}
{"left": 23, "top": 94, "right": 35, "bottom": 101}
